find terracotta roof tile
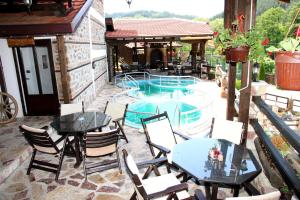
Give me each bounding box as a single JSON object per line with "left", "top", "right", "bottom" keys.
{"left": 106, "top": 18, "right": 213, "bottom": 38}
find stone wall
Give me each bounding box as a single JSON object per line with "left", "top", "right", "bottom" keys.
{"left": 52, "top": 0, "right": 107, "bottom": 107}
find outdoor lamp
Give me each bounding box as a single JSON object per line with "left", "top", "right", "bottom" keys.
{"left": 253, "top": 62, "right": 260, "bottom": 82}
{"left": 126, "top": 0, "right": 132, "bottom": 8}
{"left": 23, "top": 0, "right": 32, "bottom": 14}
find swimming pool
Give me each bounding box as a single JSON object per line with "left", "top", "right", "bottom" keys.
{"left": 126, "top": 100, "right": 202, "bottom": 128}
{"left": 114, "top": 73, "right": 212, "bottom": 128}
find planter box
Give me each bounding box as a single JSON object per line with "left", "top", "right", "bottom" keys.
{"left": 225, "top": 46, "right": 249, "bottom": 63}
{"left": 275, "top": 51, "right": 300, "bottom": 91}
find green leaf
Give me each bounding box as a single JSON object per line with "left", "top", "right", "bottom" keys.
{"left": 279, "top": 38, "right": 300, "bottom": 52}
{"left": 266, "top": 46, "right": 280, "bottom": 52}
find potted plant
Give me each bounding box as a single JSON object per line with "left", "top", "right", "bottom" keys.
{"left": 214, "top": 19, "right": 263, "bottom": 63}
{"left": 266, "top": 9, "right": 300, "bottom": 91}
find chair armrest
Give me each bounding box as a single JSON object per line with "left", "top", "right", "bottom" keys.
{"left": 147, "top": 141, "right": 171, "bottom": 154}
{"left": 148, "top": 183, "right": 189, "bottom": 199}
{"left": 112, "top": 117, "right": 124, "bottom": 123}
{"left": 173, "top": 130, "right": 191, "bottom": 140}
{"left": 136, "top": 157, "right": 168, "bottom": 169}
{"left": 41, "top": 125, "right": 49, "bottom": 130}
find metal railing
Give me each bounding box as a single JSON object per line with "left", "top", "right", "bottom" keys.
{"left": 251, "top": 96, "right": 300, "bottom": 198}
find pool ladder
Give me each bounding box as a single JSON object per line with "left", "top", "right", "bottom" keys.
{"left": 174, "top": 104, "right": 182, "bottom": 127}
{"left": 121, "top": 75, "right": 139, "bottom": 89}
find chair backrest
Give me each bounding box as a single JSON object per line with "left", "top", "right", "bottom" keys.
{"left": 60, "top": 102, "right": 83, "bottom": 116}
{"left": 104, "top": 101, "right": 128, "bottom": 124}
{"left": 141, "top": 112, "right": 177, "bottom": 156}
{"left": 122, "top": 149, "right": 147, "bottom": 199}
{"left": 292, "top": 99, "right": 300, "bottom": 113}
{"left": 20, "top": 125, "right": 59, "bottom": 154}
{"left": 211, "top": 118, "right": 244, "bottom": 145}
{"left": 225, "top": 191, "right": 281, "bottom": 200}
{"left": 84, "top": 128, "right": 120, "bottom": 157}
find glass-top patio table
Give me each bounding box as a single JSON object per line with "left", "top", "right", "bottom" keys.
{"left": 172, "top": 138, "right": 262, "bottom": 200}
{"left": 51, "top": 112, "right": 111, "bottom": 168}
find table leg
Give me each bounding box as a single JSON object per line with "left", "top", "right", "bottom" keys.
{"left": 233, "top": 186, "right": 240, "bottom": 197}
{"left": 73, "top": 135, "right": 82, "bottom": 168}
{"left": 211, "top": 184, "right": 219, "bottom": 200}
{"left": 204, "top": 182, "right": 211, "bottom": 200}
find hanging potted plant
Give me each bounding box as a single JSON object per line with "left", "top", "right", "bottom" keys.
{"left": 267, "top": 9, "right": 300, "bottom": 91}
{"left": 214, "top": 18, "right": 262, "bottom": 63}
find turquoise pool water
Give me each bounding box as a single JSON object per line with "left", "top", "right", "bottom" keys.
{"left": 124, "top": 78, "right": 202, "bottom": 128}
{"left": 127, "top": 79, "right": 194, "bottom": 98}
{"left": 126, "top": 101, "right": 202, "bottom": 128}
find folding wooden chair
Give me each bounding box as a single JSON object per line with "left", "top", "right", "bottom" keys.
{"left": 209, "top": 118, "right": 245, "bottom": 145}
{"left": 123, "top": 149, "right": 197, "bottom": 200}
{"left": 104, "top": 101, "right": 129, "bottom": 143}
{"left": 82, "top": 128, "right": 122, "bottom": 180}
{"left": 141, "top": 112, "right": 190, "bottom": 162}
{"left": 60, "top": 102, "right": 84, "bottom": 116}
{"left": 20, "top": 125, "right": 74, "bottom": 181}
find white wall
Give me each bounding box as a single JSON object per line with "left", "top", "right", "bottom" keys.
{"left": 0, "top": 39, "right": 24, "bottom": 117}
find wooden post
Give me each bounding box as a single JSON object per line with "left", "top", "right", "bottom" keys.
{"left": 169, "top": 41, "right": 173, "bottom": 62}
{"left": 144, "top": 42, "right": 147, "bottom": 65}
{"left": 191, "top": 43, "right": 198, "bottom": 69}
{"left": 56, "top": 35, "right": 71, "bottom": 103}
{"left": 115, "top": 46, "right": 119, "bottom": 72}
{"left": 199, "top": 40, "right": 206, "bottom": 62}
{"left": 226, "top": 62, "right": 236, "bottom": 120}
{"left": 106, "top": 44, "right": 112, "bottom": 82}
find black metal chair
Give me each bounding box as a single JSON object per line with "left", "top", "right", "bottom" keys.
{"left": 20, "top": 125, "right": 74, "bottom": 181}
{"left": 123, "top": 149, "right": 199, "bottom": 200}
{"left": 82, "top": 128, "right": 122, "bottom": 180}
{"left": 103, "top": 101, "right": 129, "bottom": 143}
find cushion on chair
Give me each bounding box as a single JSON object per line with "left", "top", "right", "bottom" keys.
{"left": 141, "top": 173, "right": 190, "bottom": 200}
{"left": 21, "top": 125, "right": 65, "bottom": 154}
{"left": 225, "top": 191, "right": 281, "bottom": 200}
{"left": 60, "top": 103, "right": 82, "bottom": 116}
{"left": 211, "top": 119, "right": 243, "bottom": 145}
{"left": 145, "top": 118, "right": 177, "bottom": 157}
{"left": 85, "top": 131, "right": 117, "bottom": 156}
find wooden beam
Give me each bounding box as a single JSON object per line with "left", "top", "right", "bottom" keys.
{"left": 226, "top": 62, "right": 236, "bottom": 120}
{"left": 56, "top": 35, "right": 71, "bottom": 103}
{"left": 238, "top": 62, "right": 252, "bottom": 142}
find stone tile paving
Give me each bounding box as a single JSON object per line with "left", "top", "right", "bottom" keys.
{"left": 0, "top": 82, "right": 276, "bottom": 199}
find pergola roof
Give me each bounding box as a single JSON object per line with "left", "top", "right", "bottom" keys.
{"left": 106, "top": 18, "right": 213, "bottom": 40}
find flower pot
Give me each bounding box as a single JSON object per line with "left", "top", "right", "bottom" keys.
{"left": 265, "top": 73, "right": 275, "bottom": 85}
{"left": 225, "top": 46, "right": 249, "bottom": 63}
{"left": 275, "top": 51, "right": 300, "bottom": 91}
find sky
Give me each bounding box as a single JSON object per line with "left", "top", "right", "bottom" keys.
{"left": 103, "top": 0, "right": 224, "bottom": 18}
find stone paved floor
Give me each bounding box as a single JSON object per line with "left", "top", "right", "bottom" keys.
{"left": 0, "top": 81, "right": 275, "bottom": 200}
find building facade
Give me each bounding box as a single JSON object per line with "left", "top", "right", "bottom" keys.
{"left": 0, "top": 0, "right": 108, "bottom": 117}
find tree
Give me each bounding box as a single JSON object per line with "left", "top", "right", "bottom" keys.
{"left": 209, "top": 18, "right": 224, "bottom": 32}
{"left": 285, "top": 1, "right": 300, "bottom": 38}
{"left": 256, "top": 7, "right": 287, "bottom": 46}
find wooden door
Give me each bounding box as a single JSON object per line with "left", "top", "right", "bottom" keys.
{"left": 14, "top": 40, "right": 59, "bottom": 116}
